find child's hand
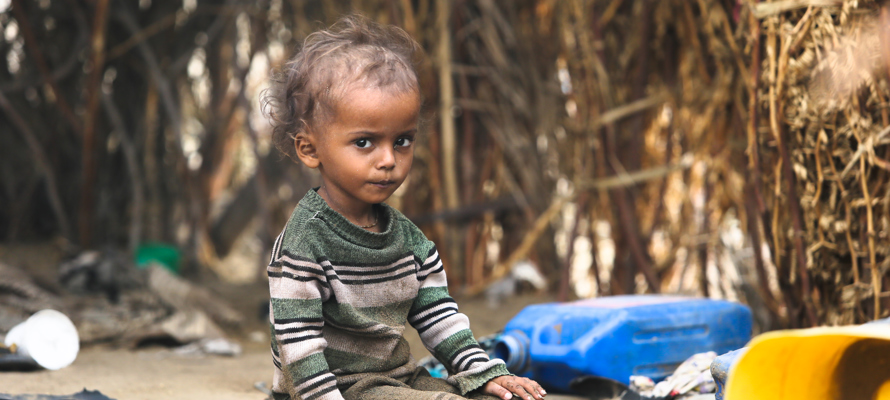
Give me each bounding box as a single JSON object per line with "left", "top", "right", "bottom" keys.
{"left": 482, "top": 375, "right": 546, "bottom": 400}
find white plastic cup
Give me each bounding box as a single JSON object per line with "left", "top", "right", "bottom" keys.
{"left": 4, "top": 309, "right": 79, "bottom": 370}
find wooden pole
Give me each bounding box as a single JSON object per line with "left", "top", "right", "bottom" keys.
{"left": 436, "top": 0, "right": 464, "bottom": 285}
{"left": 436, "top": 0, "right": 459, "bottom": 211}
{"left": 79, "top": 0, "right": 111, "bottom": 247}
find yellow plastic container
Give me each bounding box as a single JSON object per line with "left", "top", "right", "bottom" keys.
{"left": 725, "top": 324, "right": 890, "bottom": 400}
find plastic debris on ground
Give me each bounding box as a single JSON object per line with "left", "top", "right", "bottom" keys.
{"left": 0, "top": 342, "right": 39, "bottom": 371}
{"left": 418, "top": 354, "right": 449, "bottom": 378}
{"left": 2, "top": 309, "right": 79, "bottom": 371}
{"left": 173, "top": 337, "right": 242, "bottom": 357}
{"left": 484, "top": 261, "right": 547, "bottom": 308}
{"left": 632, "top": 352, "right": 717, "bottom": 399}
{"left": 420, "top": 334, "right": 720, "bottom": 400}
{"left": 710, "top": 348, "right": 746, "bottom": 400}
{"left": 710, "top": 318, "right": 890, "bottom": 400}
{"left": 419, "top": 333, "right": 501, "bottom": 378}
{"left": 494, "top": 296, "right": 751, "bottom": 394}
{"left": 629, "top": 376, "right": 655, "bottom": 393}
{"left": 2, "top": 255, "right": 245, "bottom": 357}
{"left": 0, "top": 389, "right": 116, "bottom": 400}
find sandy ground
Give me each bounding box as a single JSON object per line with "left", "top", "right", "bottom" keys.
{"left": 0, "top": 288, "right": 583, "bottom": 400}
{"left": 0, "top": 343, "right": 272, "bottom": 400}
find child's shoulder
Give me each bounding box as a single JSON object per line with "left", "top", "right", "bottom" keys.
{"left": 275, "top": 190, "right": 329, "bottom": 255}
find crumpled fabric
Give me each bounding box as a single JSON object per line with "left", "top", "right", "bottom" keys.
{"left": 634, "top": 352, "right": 718, "bottom": 399}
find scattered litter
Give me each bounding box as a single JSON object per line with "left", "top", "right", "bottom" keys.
{"left": 174, "top": 338, "right": 242, "bottom": 357}
{"left": 629, "top": 375, "right": 655, "bottom": 393}
{"left": 135, "top": 243, "right": 181, "bottom": 274}
{"left": 492, "top": 296, "right": 750, "bottom": 393}
{"left": 159, "top": 310, "right": 226, "bottom": 344}
{"left": 108, "top": 267, "right": 244, "bottom": 352}
{"left": 418, "top": 355, "right": 448, "bottom": 378}
{"left": 3, "top": 309, "right": 79, "bottom": 370}
{"left": 1, "top": 256, "right": 246, "bottom": 360}
{"left": 638, "top": 352, "right": 717, "bottom": 399}
{"left": 146, "top": 265, "right": 243, "bottom": 327}
{"left": 0, "top": 343, "right": 39, "bottom": 371}
{"left": 59, "top": 249, "right": 143, "bottom": 302}
{"left": 485, "top": 261, "right": 547, "bottom": 308}
{"left": 0, "top": 262, "right": 64, "bottom": 333}
{"left": 710, "top": 348, "right": 746, "bottom": 400}
{"left": 419, "top": 333, "right": 501, "bottom": 378}
{"left": 0, "top": 389, "right": 116, "bottom": 400}
{"left": 254, "top": 381, "right": 273, "bottom": 396}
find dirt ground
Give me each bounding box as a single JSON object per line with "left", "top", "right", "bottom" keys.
{"left": 0, "top": 242, "right": 583, "bottom": 399}
{"left": 0, "top": 280, "right": 580, "bottom": 400}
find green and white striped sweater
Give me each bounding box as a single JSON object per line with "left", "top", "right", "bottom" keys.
{"left": 268, "top": 189, "right": 510, "bottom": 400}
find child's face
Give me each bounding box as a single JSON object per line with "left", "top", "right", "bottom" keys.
{"left": 302, "top": 86, "right": 420, "bottom": 210}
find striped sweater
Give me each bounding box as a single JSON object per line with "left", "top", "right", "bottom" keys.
{"left": 268, "top": 189, "right": 510, "bottom": 400}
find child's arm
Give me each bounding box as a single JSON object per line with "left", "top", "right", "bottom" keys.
{"left": 408, "top": 245, "right": 517, "bottom": 394}
{"left": 269, "top": 249, "right": 345, "bottom": 400}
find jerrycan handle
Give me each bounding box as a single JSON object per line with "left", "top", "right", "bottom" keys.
{"left": 529, "top": 326, "right": 573, "bottom": 364}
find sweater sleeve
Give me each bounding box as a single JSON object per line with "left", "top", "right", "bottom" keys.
{"left": 408, "top": 245, "right": 511, "bottom": 394}
{"left": 268, "top": 232, "right": 345, "bottom": 400}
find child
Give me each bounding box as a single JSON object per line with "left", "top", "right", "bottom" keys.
{"left": 262, "top": 14, "right": 546, "bottom": 400}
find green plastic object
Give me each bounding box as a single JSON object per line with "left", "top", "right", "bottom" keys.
{"left": 135, "top": 243, "right": 181, "bottom": 274}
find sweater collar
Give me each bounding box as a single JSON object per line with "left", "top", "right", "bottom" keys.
{"left": 300, "top": 188, "right": 395, "bottom": 249}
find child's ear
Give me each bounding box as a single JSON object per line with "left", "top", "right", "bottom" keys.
{"left": 294, "top": 132, "right": 320, "bottom": 169}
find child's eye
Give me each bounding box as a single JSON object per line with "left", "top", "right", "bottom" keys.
{"left": 354, "top": 139, "right": 371, "bottom": 148}
{"left": 395, "top": 137, "right": 413, "bottom": 148}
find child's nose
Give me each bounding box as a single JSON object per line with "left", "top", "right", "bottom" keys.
{"left": 377, "top": 147, "right": 396, "bottom": 169}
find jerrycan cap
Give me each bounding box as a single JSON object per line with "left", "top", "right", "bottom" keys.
{"left": 493, "top": 331, "right": 530, "bottom": 373}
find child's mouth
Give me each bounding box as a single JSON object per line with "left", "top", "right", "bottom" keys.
{"left": 371, "top": 180, "right": 396, "bottom": 188}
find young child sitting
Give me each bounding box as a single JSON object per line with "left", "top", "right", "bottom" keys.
{"left": 262, "top": 14, "right": 546, "bottom": 400}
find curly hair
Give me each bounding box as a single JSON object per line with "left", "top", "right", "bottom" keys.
{"left": 262, "top": 14, "right": 422, "bottom": 161}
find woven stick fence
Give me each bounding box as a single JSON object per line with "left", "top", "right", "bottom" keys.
{"left": 1, "top": 0, "right": 888, "bottom": 329}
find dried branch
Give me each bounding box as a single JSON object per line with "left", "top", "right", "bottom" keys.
{"left": 101, "top": 92, "right": 144, "bottom": 254}
{"left": 589, "top": 94, "right": 667, "bottom": 131}
{"left": 0, "top": 91, "right": 71, "bottom": 240}
{"left": 579, "top": 154, "right": 694, "bottom": 190}
{"left": 107, "top": 11, "right": 179, "bottom": 60}
{"left": 113, "top": 7, "right": 182, "bottom": 141}
{"left": 10, "top": 0, "right": 82, "bottom": 136}
{"left": 859, "top": 138, "right": 881, "bottom": 319}
{"left": 0, "top": 0, "right": 87, "bottom": 94}
{"left": 753, "top": 0, "right": 842, "bottom": 19}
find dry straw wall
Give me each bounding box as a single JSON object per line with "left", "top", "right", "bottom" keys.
{"left": 0, "top": 0, "right": 888, "bottom": 329}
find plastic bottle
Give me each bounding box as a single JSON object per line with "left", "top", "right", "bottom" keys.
{"left": 492, "top": 295, "right": 752, "bottom": 393}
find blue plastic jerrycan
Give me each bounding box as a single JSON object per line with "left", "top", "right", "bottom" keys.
{"left": 491, "top": 295, "right": 752, "bottom": 394}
